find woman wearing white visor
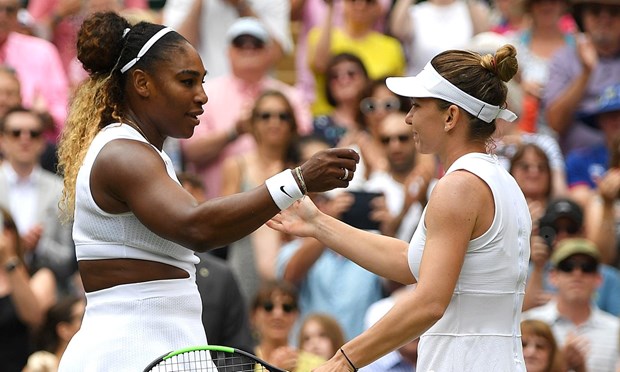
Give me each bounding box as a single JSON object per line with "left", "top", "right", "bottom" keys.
{"left": 268, "top": 44, "right": 531, "bottom": 372}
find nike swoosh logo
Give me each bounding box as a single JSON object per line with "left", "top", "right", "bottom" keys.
{"left": 280, "top": 185, "right": 292, "bottom": 198}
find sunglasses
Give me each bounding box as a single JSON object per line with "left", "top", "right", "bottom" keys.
{"left": 380, "top": 134, "right": 411, "bottom": 145}
{"left": 256, "top": 111, "right": 292, "bottom": 123}
{"left": 557, "top": 259, "right": 598, "bottom": 274}
{"left": 583, "top": 3, "right": 620, "bottom": 17}
{"left": 232, "top": 35, "right": 265, "bottom": 50}
{"left": 360, "top": 97, "right": 401, "bottom": 115}
{"left": 513, "top": 162, "right": 549, "bottom": 173}
{"left": 329, "top": 68, "right": 362, "bottom": 82}
{"left": 0, "top": 5, "right": 18, "bottom": 15}
{"left": 261, "top": 301, "right": 296, "bottom": 313}
{"left": 4, "top": 128, "right": 43, "bottom": 139}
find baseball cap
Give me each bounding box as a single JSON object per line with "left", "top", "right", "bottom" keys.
{"left": 551, "top": 238, "right": 601, "bottom": 266}
{"left": 539, "top": 198, "right": 583, "bottom": 228}
{"left": 386, "top": 62, "right": 517, "bottom": 124}
{"left": 226, "top": 17, "right": 270, "bottom": 44}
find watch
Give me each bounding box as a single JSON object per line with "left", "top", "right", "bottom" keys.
{"left": 4, "top": 257, "right": 20, "bottom": 273}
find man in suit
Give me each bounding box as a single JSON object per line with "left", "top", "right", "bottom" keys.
{"left": 0, "top": 106, "right": 75, "bottom": 292}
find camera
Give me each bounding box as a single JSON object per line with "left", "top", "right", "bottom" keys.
{"left": 538, "top": 225, "right": 556, "bottom": 248}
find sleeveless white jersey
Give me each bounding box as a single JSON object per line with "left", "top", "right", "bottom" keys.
{"left": 408, "top": 153, "right": 531, "bottom": 372}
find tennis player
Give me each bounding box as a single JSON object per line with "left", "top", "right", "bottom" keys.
{"left": 268, "top": 45, "right": 531, "bottom": 371}
{"left": 56, "top": 12, "right": 358, "bottom": 371}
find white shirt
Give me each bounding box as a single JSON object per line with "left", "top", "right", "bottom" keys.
{"left": 2, "top": 161, "right": 39, "bottom": 234}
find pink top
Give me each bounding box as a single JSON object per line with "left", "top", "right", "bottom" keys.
{"left": 182, "top": 75, "right": 311, "bottom": 200}
{"left": 1, "top": 32, "right": 68, "bottom": 138}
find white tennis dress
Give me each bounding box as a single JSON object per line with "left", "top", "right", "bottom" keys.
{"left": 59, "top": 124, "right": 209, "bottom": 371}
{"left": 408, "top": 153, "right": 531, "bottom": 372}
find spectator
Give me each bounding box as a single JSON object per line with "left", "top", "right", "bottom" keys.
{"left": 0, "top": 0, "right": 68, "bottom": 140}
{"left": 0, "top": 207, "right": 55, "bottom": 372}
{"left": 520, "top": 318, "right": 579, "bottom": 372}
{"left": 251, "top": 280, "right": 301, "bottom": 371}
{"left": 523, "top": 197, "right": 620, "bottom": 315}
{"left": 297, "top": 313, "right": 345, "bottom": 360}
{"left": 389, "top": 0, "right": 490, "bottom": 75}
{"left": 0, "top": 107, "right": 75, "bottom": 292}
{"left": 510, "top": 0, "right": 576, "bottom": 133}
{"left": 523, "top": 238, "right": 620, "bottom": 372}
{"left": 364, "top": 111, "right": 427, "bottom": 241}
{"left": 307, "top": 0, "right": 405, "bottom": 116}
{"left": 220, "top": 89, "right": 300, "bottom": 305}
{"left": 543, "top": 0, "right": 620, "bottom": 154}
{"left": 163, "top": 0, "right": 292, "bottom": 80}
{"left": 290, "top": 0, "right": 392, "bottom": 106}
{"left": 29, "top": 295, "right": 85, "bottom": 370}
{"left": 181, "top": 17, "right": 311, "bottom": 200}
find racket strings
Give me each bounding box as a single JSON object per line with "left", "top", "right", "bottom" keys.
{"left": 148, "top": 350, "right": 271, "bottom": 371}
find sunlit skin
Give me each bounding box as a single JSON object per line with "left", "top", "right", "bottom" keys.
{"left": 522, "top": 333, "right": 553, "bottom": 372}
{"left": 124, "top": 41, "right": 207, "bottom": 149}
{"left": 300, "top": 319, "right": 336, "bottom": 360}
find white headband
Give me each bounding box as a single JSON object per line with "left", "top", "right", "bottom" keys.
{"left": 386, "top": 62, "right": 517, "bottom": 123}
{"left": 120, "top": 27, "right": 174, "bottom": 74}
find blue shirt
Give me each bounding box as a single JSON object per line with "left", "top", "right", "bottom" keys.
{"left": 276, "top": 239, "right": 383, "bottom": 340}
{"left": 360, "top": 351, "right": 416, "bottom": 372}
{"left": 565, "top": 143, "right": 608, "bottom": 189}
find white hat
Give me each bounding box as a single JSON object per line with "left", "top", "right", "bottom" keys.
{"left": 226, "top": 17, "right": 270, "bottom": 44}
{"left": 386, "top": 62, "right": 517, "bottom": 123}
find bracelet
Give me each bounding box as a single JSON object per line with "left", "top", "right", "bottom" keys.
{"left": 294, "top": 166, "right": 307, "bottom": 195}
{"left": 340, "top": 348, "right": 358, "bottom": 371}
{"left": 265, "top": 169, "right": 304, "bottom": 210}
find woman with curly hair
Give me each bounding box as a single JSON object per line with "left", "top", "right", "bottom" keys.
{"left": 56, "top": 11, "right": 358, "bottom": 370}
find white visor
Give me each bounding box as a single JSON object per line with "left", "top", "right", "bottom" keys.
{"left": 386, "top": 62, "right": 517, "bottom": 123}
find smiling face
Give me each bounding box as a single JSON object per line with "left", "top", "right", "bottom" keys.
{"left": 0, "top": 110, "right": 46, "bottom": 169}
{"left": 521, "top": 332, "right": 553, "bottom": 372}
{"left": 510, "top": 145, "right": 551, "bottom": 199}
{"left": 139, "top": 41, "right": 207, "bottom": 139}
{"left": 252, "top": 289, "right": 298, "bottom": 344}
{"left": 327, "top": 60, "right": 368, "bottom": 106}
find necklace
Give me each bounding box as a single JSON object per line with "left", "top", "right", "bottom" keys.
{"left": 122, "top": 117, "right": 148, "bottom": 141}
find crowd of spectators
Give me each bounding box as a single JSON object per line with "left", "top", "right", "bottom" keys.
{"left": 1, "top": 0, "right": 620, "bottom": 370}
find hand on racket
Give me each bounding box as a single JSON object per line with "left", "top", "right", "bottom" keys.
{"left": 266, "top": 197, "right": 323, "bottom": 238}
{"left": 144, "top": 345, "right": 288, "bottom": 372}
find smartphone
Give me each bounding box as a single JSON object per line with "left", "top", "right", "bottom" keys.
{"left": 340, "top": 191, "right": 383, "bottom": 231}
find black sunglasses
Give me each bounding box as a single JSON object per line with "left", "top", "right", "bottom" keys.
{"left": 261, "top": 301, "right": 296, "bottom": 313}
{"left": 4, "top": 128, "right": 43, "bottom": 139}
{"left": 232, "top": 35, "right": 265, "bottom": 50}
{"left": 0, "top": 5, "right": 18, "bottom": 15}
{"left": 361, "top": 97, "right": 401, "bottom": 115}
{"left": 256, "top": 111, "right": 292, "bottom": 122}
{"left": 557, "top": 259, "right": 598, "bottom": 274}
{"left": 380, "top": 134, "right": 411, "bottom": 145}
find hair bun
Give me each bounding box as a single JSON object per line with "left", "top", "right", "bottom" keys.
{"left": 77, "top": 12, "right": 131, "bottom": 76}
{"left": 481, "top": 44, "right": 518, "bottom": 83}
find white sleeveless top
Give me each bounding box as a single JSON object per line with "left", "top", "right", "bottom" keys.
{"left": 73, "top": 123, "right": 199, "bottom": 275}
{"left": 408, "top": 153, "right": 531, "bottom": 372}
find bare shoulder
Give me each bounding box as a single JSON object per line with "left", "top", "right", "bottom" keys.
{"left": 427, "top": 170, "right": 492, "bottom": 223}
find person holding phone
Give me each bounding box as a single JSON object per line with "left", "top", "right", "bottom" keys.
{"left": 269, "top": 45, "right": 532, "bottom": 371}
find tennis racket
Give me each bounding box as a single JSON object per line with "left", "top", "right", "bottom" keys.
{"left": 143, "top": 345, "right": 288, "bottom": 372}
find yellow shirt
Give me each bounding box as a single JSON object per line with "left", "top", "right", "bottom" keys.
{"left": 307, "top": 28, "right": 406, "bottom": 116}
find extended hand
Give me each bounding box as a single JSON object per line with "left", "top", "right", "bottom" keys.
{"left": 300, "top": 148, "right": 359, "bottom": 192}
{"left": 267, "top": 197, "right": 322, "bottom": 238}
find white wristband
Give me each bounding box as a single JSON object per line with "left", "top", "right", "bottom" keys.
{"left": 265, "top": 169, "right": 304, "bottom": 210}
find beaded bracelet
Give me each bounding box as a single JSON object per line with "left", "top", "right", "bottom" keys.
{"left": 294, "top": 166, "right": 307, "bottom": 195}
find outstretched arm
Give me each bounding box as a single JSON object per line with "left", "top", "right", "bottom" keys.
{"left": 93, "top": 140, "right": 359, "bottom": 251}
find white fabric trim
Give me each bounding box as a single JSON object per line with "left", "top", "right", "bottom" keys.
{"left": 386, "top": 62, "right": 517, "bottom": 123}
{"left": 120, "top": 27, "right": 174, "bottom": 74}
